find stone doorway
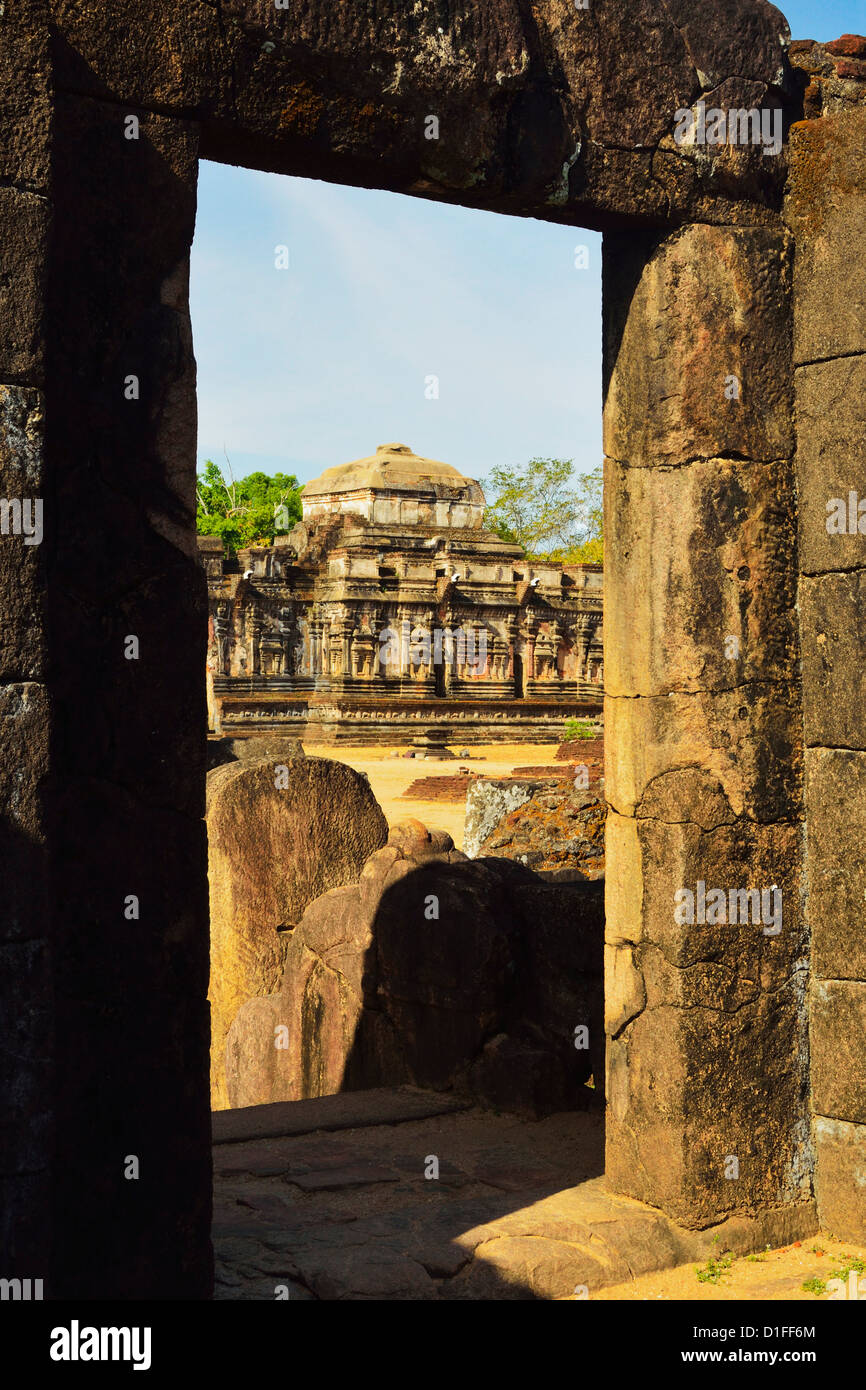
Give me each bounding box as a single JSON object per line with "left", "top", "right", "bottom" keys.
{"left": 7, "top": 2, "right": 864, "bottom": 1297}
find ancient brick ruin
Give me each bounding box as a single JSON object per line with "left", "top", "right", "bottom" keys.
{"left": 201, "top": 441, "right": 603, "bottom": 742}
{"left": 2, "top": 1, "right": 864, "bottom": 1298}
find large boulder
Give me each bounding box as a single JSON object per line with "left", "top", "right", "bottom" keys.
{"left": 226, "top": 820, "right": 604, "bottom": 1116}
{"left": 206, "top": 734, "right": 305, "bottom": 770}
{"left": 463, "top": 779, "right": 538, "bottom": 857}
{"left": 207, "top": 754, "right": 388, "bottom": 1108}
{"left": 465, "top": 778, "right": 606, "bottom": 877}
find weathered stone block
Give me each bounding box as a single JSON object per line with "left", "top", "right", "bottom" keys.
{"left": 605, "top": 685, "right": 802, "bottom": 823}
{"left": 804, "top": 749, "right": 866, "bottom": 980}
{"left": 464, "top": 779, "right": 535, "bottom": 857}
{"left": 0, "top": 0, "right": 52, "bottom": 191}
{"left": 603, "top": 225, "right": 793, "bottom": 469}
{"left": 787, "top": 108, "right": 866, "bottom": 364}
{"left": 51, "top": 0, "right": 231, "bottom": 115}
{"left": 48, "top": 100, "right": 206, "bottom": 815}
{"left": 466, "top": 777, "right": 605, "bottom": 876}
{"left": 0, "top": 193, "right": 48, "bottom": 383}
{"left": 0, "top": 390, "right": 46, "bottom": 681}
{"left": 795, "top": 355, "right": 866, "bottom": 576}
{"left": 801, "top": 570, "right": 866, "bottom": 747}
{"left": 207, "top": 735, "right": 305, "bottom": 770}
{"left": 52, "top": 0, "right": 794, "bottom": 226}
{"left": 604, "top": 455, "right": 798, "bottom": 697}
{"left": 813, "top": 1117, "right": 866, "bottom": 1242}
{"left": 811, "top": 979, "right": 866, "bottom": 1124}
{"left": 605, "top": 811, "right": 809, "bottom": 1226}
{"left": 207, "top": 755, "right": 388, "bottom": 1108}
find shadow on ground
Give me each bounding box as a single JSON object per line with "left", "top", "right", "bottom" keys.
{"left": 212, "top": 1087, "right": 611, "bottom": 1300}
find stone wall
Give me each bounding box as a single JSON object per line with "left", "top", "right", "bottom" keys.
{"left": 210, "top": 691, "right": 602, "bottom": 745}
{"left": 786, "top": 94, "right": 866, "bottom": 1242}
{"left": 0, "top": 0, "right": 53, "bottom": 1289}
{"left": 602, "top": 218, "right": 813, "bottom": 1229}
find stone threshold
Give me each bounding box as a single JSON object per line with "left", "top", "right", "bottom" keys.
{"left": 212, "top": 1085, "right": 473, "bottom": 1144}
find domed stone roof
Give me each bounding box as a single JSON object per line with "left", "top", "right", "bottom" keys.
{"left": 302, "top": 443, "right": 480, "bottom": 499}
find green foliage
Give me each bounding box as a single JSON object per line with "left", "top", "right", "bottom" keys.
{"left": 695, "top": 1252, "right": 734, "bottom": 1284}
{"left": 563, "top": 717, "right": 596, "bottom": 741}
{"left": 803, "top": 1257, "right": 865, "bottom": 1297}
{"left": 196, "top": 459, "right": 302, "bottom": 555}
{"left": 482, "top": 458, "right": 603, "bottom": 562}
{"left": 802, "top": 1277, "right": 826, "bottom": 1296}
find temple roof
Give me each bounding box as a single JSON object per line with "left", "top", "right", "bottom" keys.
{"left": 302, "top": 443, "right": 481, "bottom": 499}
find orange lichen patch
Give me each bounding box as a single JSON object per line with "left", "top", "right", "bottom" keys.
{"left": 279, "top": 82, "right": 326, "bottom": 136}
{"left": 786, "top": 115, "right": 860, "bottom": 241}
{"left": 825, "top": 34, "right": 866, "bottom": 58}
{"left": 480, "top": 790, "right": 606, "bottom": 877}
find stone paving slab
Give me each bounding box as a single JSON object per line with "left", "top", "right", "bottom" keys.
{"left": 212, "top": 1092, "right": 818, "bottom": 1300}
{"left": 212, "top": 1085, "right": 472, "bottom": 1144}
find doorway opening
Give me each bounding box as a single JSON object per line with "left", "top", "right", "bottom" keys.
{"left": 193, "top": 163, "right": 610, "bottom": 1297}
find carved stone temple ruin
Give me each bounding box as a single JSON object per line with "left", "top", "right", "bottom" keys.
{"left": 200, "top": 442, "right": 603, "bottom": 742}
{"left": 2, "top": 0, "right": 864, "bottom": 1298}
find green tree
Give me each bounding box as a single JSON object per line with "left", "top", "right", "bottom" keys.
{"left": 482, "top": 457, "right": 603, "bottom": 563}
{"left": 196, "top": 458, "right": 303, "bottom": 555}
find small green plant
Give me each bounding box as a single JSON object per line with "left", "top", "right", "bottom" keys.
{"left": 563, "top": 717, "right": 596, "bottom": 742}
{"left": 745, "top": 1253, "right": 765, "bottom": 1263}
{"left": 696, "top": 1252, "right": 734, "bottom": 1284}
{"left": 803, "top": 1257, "right": 865, "bottom": 1297}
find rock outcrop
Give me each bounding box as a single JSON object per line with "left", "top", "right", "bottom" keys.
{"left": 206, "top": 734, "right": 305, "bottom": 770}
{"left": 226, "top": 820, "right": 604, "bottom": 1116}
{"left": 465, "top": 778, "right": 605, "bottom": 877}
{"left": 207, "top": 755, "right": 388, "bottom": 1108}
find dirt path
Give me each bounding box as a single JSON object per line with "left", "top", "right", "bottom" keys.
{"left": 304, "top": 742, "right": 565, "bottom": 848}
{"left": 590, "top": 1236, "right": 866, "bottom": 1301}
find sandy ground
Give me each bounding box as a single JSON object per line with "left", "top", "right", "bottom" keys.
{"left": 304, "top": 742, "right": 564, "bottom": 849}
{"left": 589, "top": 1235, "right": 866, "bottom": 1301}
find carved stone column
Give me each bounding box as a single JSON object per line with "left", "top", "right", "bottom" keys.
{"left": 213, "top": 602, "right": 230, "bottom": 676}
{"left": 603, "top": 224, "right": 804, "bottom": 1230}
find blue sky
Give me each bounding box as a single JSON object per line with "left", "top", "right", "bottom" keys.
{"left": 189, "top": 0, "right": 862, "bottom": 490}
